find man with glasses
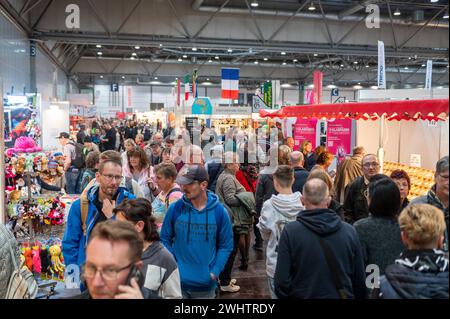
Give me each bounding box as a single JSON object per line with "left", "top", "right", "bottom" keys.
{"left": 411, "top": 156, "right": 449, "bottom": 252}
{"left": 79, "top": 220, "right": 145, "bottom": 299}
{"left": 63, "top": 159, "right": 135, "bottom": 287}
{"left": 343, "top": 154, "right": 380, "bottom": 224}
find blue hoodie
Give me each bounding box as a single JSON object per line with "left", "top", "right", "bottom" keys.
{"left": 160, "top": 191, "right": 233, "bottom": 291}
{"left": 62, "top": 185, "right": 135, "bottom": 269}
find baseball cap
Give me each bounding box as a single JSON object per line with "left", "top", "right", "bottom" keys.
{"left": 150, "top": 141, "right": 161, "bottom": 147}
{"left": 176, "top": 164, "right": 209, "bottom": 185}
{"left": 57, "top": 132, "right": 70, "bottom": 139}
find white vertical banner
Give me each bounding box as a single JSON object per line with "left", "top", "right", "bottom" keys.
{"left": 377, "top": 41, "right": 386, "bottom": 89}
{"left": 425, "top": 60, "right": 433, "bottom": 90}
{"left": 272, "top": 80, "right": 282, "bottom": 109}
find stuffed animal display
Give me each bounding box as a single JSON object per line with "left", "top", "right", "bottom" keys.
{"left": 49, "top": 245, "right": 65, "bottom": 278}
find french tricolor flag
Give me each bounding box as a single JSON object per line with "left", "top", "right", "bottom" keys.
{"left": 221, "top": 68, "right": 240, "bottom": 99}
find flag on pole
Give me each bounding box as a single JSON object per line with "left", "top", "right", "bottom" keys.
{"left": 221, "top": 68, "right": 240, "bottom": 99}
{"left": 177, "top": 78, "right": 181, "bottom": 106}
{"left": 184, "top": 74, "right": 190, "bottom": 101}
{"left": 425, "top": 60, "right": 433, "bottom": 90}
{"left": 192, "top": 69, "right": 198, "bottom": 99}
{"left": 378, "top": 41, "right": 386, "bottom": 89}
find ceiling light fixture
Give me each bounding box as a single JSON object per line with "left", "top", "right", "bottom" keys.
{"left": 340, "top": 64, "right": 345, "bottom": 67}
{"left": 134, "top": 46, "right": 140, "bottom": 49}
{"left": 96, "top": 44, "right": 102, "bottom": 48}
{"left": 393, "top": 8, "right": 401, "bottom": 16}
{"left": 154, "top": 77, "right": 158, "bottom": 80}
{"left": 444, "top": 10, "right": 449, "bottom": 19}
{"left": 192, "top": 47, "right": 197, "bottom": 51}
{"left": 215, "top": 56, "right": 219, "bottom": 59}
{"left": 254, "top": 60, "right": 259, "bottom": 64}
{"left": 282, "top": 62, "right": 287, "bottom": 65}
{"left": 353, "top": 61, "right": 358, "bottom": 64}
{"left": 430, "top": 0, "right": 439, "bottom": 3}
{"left": 250, "top": 0, "right": 259, "bottom": 8}
{"left": 100, "top": 75, "right": 103, "bottom": 79}
{"left": 130, "top": 56, "right": 135, "bottom": 60}
{"left": 132, "top": 52, "right": 137, "bottom": 56}
{"left": 227, "top": 48, "right": 233, "bottom": 53}
{"left": 122, "top": 76, "right": 125, "bottom": 79}
{"left": 281, "top": 51, "right": 286, "bottom": 55}
{"left": 365, "top": 64, "right": 370, "bottom": 68}
{"left": 313, "top": 53, "right": 318, "bottom": 57}
{"left": 183, "top": 54, "right": 188, "bottom": 58}
{"left": 97, "top": 52, "right": 103, "bottom": 56}
{"left": 404, "top": 66, "right": 409, "bottom": 70}
{"left": 308, "top": 2, "right": 316, "bottom": 11}
{"left": 293, "top": 59, "right": 298, "bottom": 62}
{"left": 178, "top": 58, "right": 183, "bottom": 62}
{"left": 263, "top": 57, "right": 268, "bottom": 61}
{"left": 208, "top": 58, "right": 213, "bottom": 63}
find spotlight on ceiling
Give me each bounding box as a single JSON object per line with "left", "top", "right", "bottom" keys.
{"left": 393, "top": 8, "right": 401, "bottom": 16}
{"left": 215, "top": 56, "right": 219, "bottom": 59}
{"left": 227, "top": 48, "right": 233, "bottom": 53}
{"left": 134, "top": 46, "right": 140, "bottom": 49}
{"left": 96, "top": 44, "right": 102, "bottom": 48}
{"left": 178, "top": 57, "right": 183, "bottom": 62}
{"left": 308, "top": 2, "right": 316, "bottom": 11}
{"left": 444, "top": 10, "right": 449, "bottom": 19}
{"left": 250, "top": 0, "right": 259, "bottom": 8}
{"left": 100, "top": 75, "right": 103, "bottom": 79}
{"left": 254, "top": 60, "right": 259, "bottom": 64}
{"left": 97, "top": 51, "right": 103, "bottom": 56}
{"left": 281, "top": 51, "right": 286, "bottom": 56}
{"left": 263, "top": 57, "right": 268, "bottom": 61}
{"left": 132, "top": 52, "right": 137, "bottom": 56}
{"left": 293, "top": 59, "right": 298, "bottom": 62}
{"left": 192, "top": 47, "right": 197, "bottom": 51}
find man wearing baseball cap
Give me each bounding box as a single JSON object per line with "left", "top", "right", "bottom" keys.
{"left": 160, "top": 164, "right": 233, "bottom": 299}
{"left": 57, "top": 132, "right": 80, "bottom": 194}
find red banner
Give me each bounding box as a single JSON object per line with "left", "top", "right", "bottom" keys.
{"left": 293, "top": 118, "right": 318, "bottom": 151}
{"left": 313, "top": 71, "right": 323, "bottom": 105}
{"left": 116, "top": 112, "right": 126, "bottom": 120}
{"left": 326, "top": 119, "right": 353, "bottom": 163}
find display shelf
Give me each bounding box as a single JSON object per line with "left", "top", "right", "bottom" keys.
{"left": 383, "top": 162, "right": 435, "bottom": 200}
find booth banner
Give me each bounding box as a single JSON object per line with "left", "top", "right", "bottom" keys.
{"left": 313, "top": 71, "right": 323, "bottom": 104}
{"left": 263, "top": 82, "right": 272, "bottom": 107}
{"left": 116, "top": 112, "right": 126, "bottom": 120}
{"left": 293, "top": 119, "right": 318, "bottom": 151}
{"left": 304, "top": 89, "right": 314, "bottom": 105}
{"left": 4, "top": 94, "right": 41, "bottom": 148}
{"left": 378, "top": 41, "right": 386, "bottom": 89}
{"left": 326, "top": 119, "right": 352, "bottom": 160}
{"left": 425, "top": 60, "right": 433, "bottom": 90}
{"left": 214, "top": 106, "right": 252, "bottom": 116}
{"left": 192, "top": 97, "right": 213, "bottom": 115}
{"left": 85, "top": 106, "right": 97, "bottom": 118}
{"left": 69, "top": 105, "right": 84, "bottom": 116}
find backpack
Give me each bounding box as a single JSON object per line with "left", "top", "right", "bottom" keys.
{"left": 170, "top": 199, "right": 224, "bottom": 241}
{"left": 80, "top": 182, "right": 134, "bottom": 236}
{"left": 5, "top": 246, "right": 38, "bottom": 299}
{"left": 68, "top": 141, "right": 86, "bottom": 169}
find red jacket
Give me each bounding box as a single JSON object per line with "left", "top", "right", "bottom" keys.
{"left": 236, "top": 169, "right": 257, "bottom": 193}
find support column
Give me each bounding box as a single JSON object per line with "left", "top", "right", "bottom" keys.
{"left": 298, "top": 81, "right": 305, "bottom": 105}
{"left": 30, "top": 40, "right": 37, "bottom": 93}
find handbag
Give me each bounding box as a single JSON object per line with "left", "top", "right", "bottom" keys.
{"left": 5, "top": 246, "right": 38, "bottom": 299}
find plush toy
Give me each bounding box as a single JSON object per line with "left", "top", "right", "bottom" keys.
{"left": 32, "top": 245, "right": 42, "bottom": 274}
{"left": 5, "top": 165, "right": 16, "bottom": 191}
{"left": 15, "top": 157, "right": 26, "bottom": 175}
{"left": 8, "top": 190, "right": 21, "bottom": 202}
{"left": 49, "top": 245, "right": 65, "bottom": 275}
{"left": 23, "top": 247, "right": 33, "bottom": 272}
{"left": 41, "top": 156, "right": 48, "bottom": 172}
{"left": 25, "top": 155, "right": 34, "bottom": 173}
{"left": 40, "top": 246, "right": 51, "bottom": 277}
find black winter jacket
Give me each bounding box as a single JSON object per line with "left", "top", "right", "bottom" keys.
{"left": 274, "top": 208, "right": 367, "bottom": 299}
{"left": 343, "top": 176, "right": 369, "bottom": 224}
{"left": 292, "top": 167, "right": 309, "bottom": 194}
{"left": 255, "top": 172, "right": 277, "bottom": 216}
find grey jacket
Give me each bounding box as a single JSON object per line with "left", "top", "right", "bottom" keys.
{"left": 0, "top": 224, "right": 19, "bottom": 299}
{"left": 141, "top": 241, "right": 182, "bottom": 299}
{"left": 215, "top": 169, "right": 246, "bottom": 208}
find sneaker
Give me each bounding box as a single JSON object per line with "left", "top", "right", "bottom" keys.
{"left": 220, "top": 283, "right": 240, "bottom": 293}
{"left": 230, "top": 279, "right": 237, "bottom": 285}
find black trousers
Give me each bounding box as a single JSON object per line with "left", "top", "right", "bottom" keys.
{"left": 219, "top": 231, "right": 240, "bottom": 286}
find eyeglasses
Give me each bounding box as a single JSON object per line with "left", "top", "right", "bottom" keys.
{"left": 363, "top": 162, "right": 380, "bottom": 168}
{"left": 82, "top": 263, "right": 132, "bottom": 281}
{"left": 101, "top": 174, "right": 123, "bottom": 182}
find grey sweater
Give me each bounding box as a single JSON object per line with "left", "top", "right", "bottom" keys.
{"left": 354, "top": 216, "right": 405, "bottom": 275}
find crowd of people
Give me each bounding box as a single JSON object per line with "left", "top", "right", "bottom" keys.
{"left": 1, "top": 117, "right": 448, "bottom": 300}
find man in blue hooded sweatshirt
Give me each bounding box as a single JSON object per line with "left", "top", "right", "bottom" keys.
{"left": 160, "top": 164, "right": 234, "bottom": 299}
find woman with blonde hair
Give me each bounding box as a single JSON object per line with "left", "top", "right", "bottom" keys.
{"left": 373, "top": 204, "right": 448, "bottom": 299}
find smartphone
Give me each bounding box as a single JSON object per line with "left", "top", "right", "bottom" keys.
{"left": 125, "top": 265, "right": 144, "bottom": 288}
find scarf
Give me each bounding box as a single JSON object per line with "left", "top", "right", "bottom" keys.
{"left": 395, "top": 249, "right": 449, "bottom": 273}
